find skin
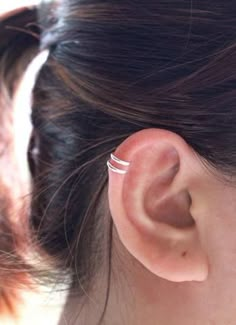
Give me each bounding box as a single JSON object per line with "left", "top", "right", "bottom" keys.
{"left": 69, "top": 128, "right": 236, "bottom": 325}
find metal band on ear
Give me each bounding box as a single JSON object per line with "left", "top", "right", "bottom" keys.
{"left": 110, "top": 153, "right": 130, "bottom": 166}
{"left": 107, "top": 153, "right": 131, "bottom": 175}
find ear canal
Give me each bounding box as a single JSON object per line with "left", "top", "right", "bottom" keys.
{"left": 145, "top": 163, "right": 195, "bottom": 229}
{"left": 153, "top": 191, "right": 195, "bottom": 228}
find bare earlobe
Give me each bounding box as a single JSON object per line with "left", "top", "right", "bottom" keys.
{"left": 107, "top": 128, "right": 209, "bottom": 283}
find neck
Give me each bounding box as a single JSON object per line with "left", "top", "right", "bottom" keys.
{"left": 60, "top": 226, "right": 209, "bottom": 325}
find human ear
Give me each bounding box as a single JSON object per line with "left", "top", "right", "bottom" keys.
{"left": 107, "top": 128, "right": 209, "bottom": 282}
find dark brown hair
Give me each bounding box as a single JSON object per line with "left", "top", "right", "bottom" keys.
{"left": 31, "top": 0, "right": 236, "bottom": 322}
{"left": 0, "top": 8, "right": 39, "bottom": 317}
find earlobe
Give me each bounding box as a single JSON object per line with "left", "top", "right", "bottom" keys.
{"left": 107, "top": 128, "right": 209, "bottom": 283}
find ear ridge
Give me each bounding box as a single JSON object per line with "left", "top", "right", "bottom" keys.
{"left": 108, "top": 128, "right": 209, "bottom": 283}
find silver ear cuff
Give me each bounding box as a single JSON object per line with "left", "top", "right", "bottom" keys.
{"left": 107, "top": 153, "right": 131, "bottom": 174}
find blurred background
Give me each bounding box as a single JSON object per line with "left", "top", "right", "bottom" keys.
{"left": 0, "top": 1, "right": 68, "bottom": 324}
{"left": 0, "top": 1, "right": 41, "bottom": 17}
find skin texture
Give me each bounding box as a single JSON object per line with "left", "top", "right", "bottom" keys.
{"left": 61, "top": 128, "right": 236, "bottom": 325}
{"left": 107, "top": 128, "right": 236, "bottom": 325}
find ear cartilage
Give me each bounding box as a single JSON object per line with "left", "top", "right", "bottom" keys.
{"left": 107, "top": 153, "right": 130, "bottom": 175}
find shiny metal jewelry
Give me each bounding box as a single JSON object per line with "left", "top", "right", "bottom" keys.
{"left": 107, "top": 153, "right": 131, "bottom": 174}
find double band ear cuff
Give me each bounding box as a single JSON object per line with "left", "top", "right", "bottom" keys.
{"left": 107, "top": 153, "right": 131, "bottom": 175}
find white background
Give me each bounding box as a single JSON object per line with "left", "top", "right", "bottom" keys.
{"left": 0, "top": 0, "right": 41, "bottom": 17}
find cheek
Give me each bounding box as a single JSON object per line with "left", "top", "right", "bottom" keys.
{"left": 200, "top": 183, "right": 236, "bottom": 277}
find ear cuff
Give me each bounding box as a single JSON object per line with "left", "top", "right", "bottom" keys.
{"left": 107, "top": 153, "right": 131, "bottom": 175}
